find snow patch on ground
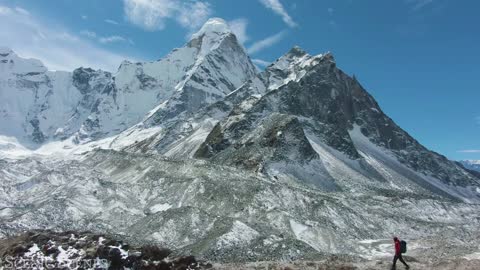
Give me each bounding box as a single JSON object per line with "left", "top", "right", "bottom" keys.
{"left": 357, "top": 239, "right": 393, "bottom": 259}
{"left": 216, "top": 221, "right": 259, "bottom": 249}
{"left": 464, "top": 252, "right": 480, "bottom": 260}
{"left": 150, "top": 203, "right": 172, "bottom": 213}
{"left": 289, "top": 219, "right": 337, "bottom": 252}
{"left": 109, "top": 245, "right": 129, "bottom": 259}
{"left": 24, "top": 243, "right": 41, "bottom": 256}
{"left": 0, "top": 135, "right": 32, "bottom": 159}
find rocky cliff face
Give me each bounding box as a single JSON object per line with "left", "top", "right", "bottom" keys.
{"left": 1, "top": 18, "right": 480, "bottom": 262}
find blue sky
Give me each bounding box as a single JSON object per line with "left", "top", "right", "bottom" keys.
{"left": 0, "top": 0, "right": 479, "bottom": 161}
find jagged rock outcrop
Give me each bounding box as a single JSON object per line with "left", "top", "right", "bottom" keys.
{"left": 0, "top": 230, "right": 211, "bottom": 269}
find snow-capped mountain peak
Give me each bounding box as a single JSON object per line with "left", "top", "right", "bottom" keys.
{"left": 0, "top": 18, "right": 257, "bottom": 146}
{"left": 191, "top": 17, "right": 232, "bottom": 40}
{"left": 460, "top": 160, "right": 480, "bottom": 173}
{"left": 464, "top": 160, "right": 480, "bottom": 165}
{"left": 0, "top": 47, "right": 47, "bottom": 77}
{"left": 285, "top": 45, "right": 308, "bottom": 57}
{"left": 262, "top": 46, "right": 327, "bottom": 90}
{"left": 141, "top": 18, "right": 257, "bottom": 125}
{"left": 186, "top": 17, "right": 240, "bottom": 66}
{"left": 0, "top": 46, "right": 13, "bottom": 59}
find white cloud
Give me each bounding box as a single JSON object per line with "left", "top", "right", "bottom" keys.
{"left": 0, "top": 5, "right": 135, "bottom": 71}
{"left": 81, "top": 15, "right": 88, "bottom": 20}
{"left": 406, "top": 0, "right": 434, "bottom": 11}
{"left": 259, "top": 0, "right": 297, "bottom": 28}
{"left": 80, "top": 30, "right": 133, "bottom": 45}
{"left": 99, "top": 35, "right": 126, "bottom": 43}
{"left": 80, "top": 30, "right": 133, "bottom": 46}
{"left": 105, "top": 19, "right": 119, "bottom": 25}
{"left": 176, "top": 1, "right": 211, "bottom": 30}
{"left": 0, "top": 6, "right": 12, "bottom": 15}
{"left": 458, "top": 150, "right": 480, "bottom": 153}
{"left": 123, "top": 0, "right": 176, "bottom": 31}
{"left": 80, "top": 30, "right": 97, "bottom": 38}
{"left": 123, "top": 0, "right": 212, "bottom": 31}
{"left": 252, "top": 58, "right": 270, "bottom": 67}
{"left": 228, "top": 18, "right": 249, "bottom": 44}
{"left": 15, "top": 7, "right": 29, "bottom": 15}
{"left": 247, "top": 31, "right": 287, "bottom": 54}
{"left": 99, "top": 35, "right": 134, "bottom": 45}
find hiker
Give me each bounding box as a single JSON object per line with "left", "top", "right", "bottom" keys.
{"left": 392, "top": 237, "right": 409, "bottom": 269}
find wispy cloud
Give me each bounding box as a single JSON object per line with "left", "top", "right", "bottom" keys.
{"left": 228, "top": 18, "right": 249, "bottom": 44}
{"left": 80, "top": 30, "right": 97, "bottom": 38}
{"left": 81, "top": 30, "right": 133, "bottom": 45}
{"left": 327, "top": 7, "right": 337, "bottom": 28}
{"left": 99, "top": 35, "right": 126, "bottom": 43}
{"left": 81, "top": 15, "right": 87, "bottom": 20}
{"left": 247, "top": 31, "right": 287, "bottom": 54}
{"left": 99, "top": 35, "right": 134, "bottom": 45}
{"left": 123, "top": 0, "right": 212, "bottom": 31}
{"left": 0, "top": 5, "right": 135, "bottom": 71}
{"left": 406, "top": 0, "right": 434, "bottom": 12}
{"left": 105, "top": 19, "right": 119, "bottom": 25}
{"left": 259, "top": 0, "right": 297, "bottom": 28}
{"left": 176, "top": 1, "right": 211, "bottom": 30}
{"left": 0, "top": 5, "right": 12, "bottom": 15}
{"left": 14, "top": 7, "right": 29, "bottom": 15}
{"left": 458, "top": 150, "right": 480, "bottom": 153}
{"left": 252, "top": 58, "right": 271, "bottom": 67}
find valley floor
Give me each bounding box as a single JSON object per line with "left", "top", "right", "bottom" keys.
{"left": 1, "top": 230, "right": 479, "bottom": 270}
{"left": 211, "top": 258, "right": 480, "bottom": 270}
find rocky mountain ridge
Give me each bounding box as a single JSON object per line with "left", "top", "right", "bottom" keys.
{"left": 460, "top": 160, "right": 480, "bottom": 171}
{"left": 0, "top": 18, "right": 257, "bottom": 146}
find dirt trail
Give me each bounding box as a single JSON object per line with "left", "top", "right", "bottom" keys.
{"left": 211, "top": 258, "right": 480, "bottom": 270}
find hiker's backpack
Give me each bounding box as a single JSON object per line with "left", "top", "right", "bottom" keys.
{"left": 400, "top": 240, "right": 407, "bottom": 254}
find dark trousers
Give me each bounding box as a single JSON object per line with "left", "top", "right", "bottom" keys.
{"left": 392, "top": 254, "right": 409, "bottom": 268}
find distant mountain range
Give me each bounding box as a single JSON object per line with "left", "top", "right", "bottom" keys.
{"left": 460, "top": 160, "right": 480, "bottom": 171}
{"left": 1, "top": 18, "right": 479, "bottom": 261}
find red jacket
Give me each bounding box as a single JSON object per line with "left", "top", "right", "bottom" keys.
{"left": 394, "top": 240, "right": 401, "bottom": 255}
